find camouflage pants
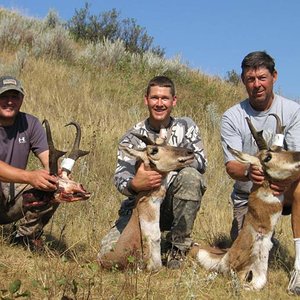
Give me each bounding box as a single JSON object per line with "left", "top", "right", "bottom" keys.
{"left": 0, "top": 183, "right": 59, "bottom": 238}
{"left": 99, "top": 167, "right": 206, "bottom": 256}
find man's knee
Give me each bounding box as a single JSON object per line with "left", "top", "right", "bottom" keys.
{"left": 99, "top": 211, "right": 131, "bottom": 255}
{"left": 172, "top": 167, "right": 206, "bottom": 201}
{"left": 99, "top": 226, "right": 121, "bottom": 256}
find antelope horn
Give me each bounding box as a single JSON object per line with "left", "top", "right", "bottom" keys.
{"left": 245, "top": 117, "right": 268, "bottom": 150}
{"left": 65, "top": 121, "right": 89, "bottom": 161}
{"left": 269, "top": 113, "right": 285, "bottom": 150}
{"left": 131, "top": 132, "right": 155, "bottom": 145}
{"left": 269, "top": 113, "right": 285, "bottom": 134}
{"left": 43, "top": 119, "right": 67, "bottom": 175}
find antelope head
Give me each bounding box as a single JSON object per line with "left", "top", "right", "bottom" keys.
{"left": 228, "top": 114, "right": 300, "bottom": 181}
{"left": 44, "top": 119, "right": 91, "bottom": 203}
{"left": 120, "top": 128, "right": 195, "bottom": 173}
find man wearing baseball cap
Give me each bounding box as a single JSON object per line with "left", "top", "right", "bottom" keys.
{"left": 0, "top": 75, "right": 57, "bottom": 250}
{"left": 0, "top": 76, "right": 24, "bottom": 95}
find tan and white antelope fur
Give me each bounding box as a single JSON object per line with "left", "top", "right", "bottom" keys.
{"left": 98, "top": 131, "right": 194, "bottom": 271}
{"left": 190, "top": 114, "right": 300, "bottom": 290}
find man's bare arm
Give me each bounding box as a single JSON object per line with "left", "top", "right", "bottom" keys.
{"left": 0, "top": 160, "right": 57, "bottom": 191}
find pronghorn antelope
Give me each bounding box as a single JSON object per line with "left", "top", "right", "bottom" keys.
{"left": 21, "top": 119, "right": 90, "bottom": 208}
{"left": 190, "top": 114, "right": 300, "bottom": 290}
{"left": 98, "top": 131, "right": 195, "bottom": 271}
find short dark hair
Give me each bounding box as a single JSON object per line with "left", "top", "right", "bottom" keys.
{"left": 241, "top": 51, "right": 276, "bottom": 77}
{"left": 146, "top": 76, "right": 175, "bottom": 97}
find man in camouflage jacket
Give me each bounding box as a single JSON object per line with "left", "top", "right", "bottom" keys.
{"left": 99, "top": 76, "right": 207, "bottom": 269}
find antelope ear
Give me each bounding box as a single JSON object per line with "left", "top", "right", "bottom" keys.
{"left": 119, "top": 145, "right": 150, "bottom": 166}
{"left": 227, "top": 146, "right": 261, "bottom": 167}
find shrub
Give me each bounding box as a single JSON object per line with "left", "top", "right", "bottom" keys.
{"left": 0, "top": 14, "right": 40, "bottom": 50}
{"left": 0, "top": 9, "right": 74, "bottom": 62}
{"left": 67, "top": 2, "right": 164, "bottom": 56}
{"left": 43, "top": 9, "right": 64, "bottom": 29}
{"left": 130, "top": 51, "right": 188, "bottom": 76}
{"left": 67, "top": 3, "right": 119, "bottom": 43}
{"left": 78, "top": 38, "right": 127, "bottom": 68}
{"left": 32, "top": 26, "right": 75, "bottom": 61}
{"left": 225, "top": 69, "right": 241, "bottom": 86}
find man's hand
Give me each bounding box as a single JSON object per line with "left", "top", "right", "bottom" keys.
{"left": 249, "top": 165, "right": 291, "bottom": 196}
{"left": 248, "top": 165, "right": 264, "bottom": 185}
{"left": 270, "top": 178, "right": 293, "bottom": 196}
{"left": 26, "top": 169, "right": 58, "bottom": 191}
{"left": 130, "top": 162, "right": 163, "bottom": 193}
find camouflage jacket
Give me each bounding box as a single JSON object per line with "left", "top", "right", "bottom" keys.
{"left": 114, "top": 117, "right": 207, "bottom": 207}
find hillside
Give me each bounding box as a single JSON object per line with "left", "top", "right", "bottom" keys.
{"left": 0, "top": 8, "right": 295, "bottom": 300}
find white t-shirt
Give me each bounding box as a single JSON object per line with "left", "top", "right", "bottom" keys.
{"left": 221, "top": 94, "right": 300, "bottom": 207}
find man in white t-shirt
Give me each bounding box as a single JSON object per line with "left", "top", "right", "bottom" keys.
{"left": 221, "top": 51, "right": 300, "bottom": 295}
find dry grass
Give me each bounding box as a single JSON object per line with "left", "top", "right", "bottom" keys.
{"left": 0, "top": 47, "right": 297, "bottom": 299}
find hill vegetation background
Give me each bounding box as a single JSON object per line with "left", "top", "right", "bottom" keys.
{"left": 0, "top": 7, "right": 296, "bottom": 300}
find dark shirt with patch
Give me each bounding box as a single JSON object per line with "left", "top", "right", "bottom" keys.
{"left": 0, "top": 112, "right": 48, "bottom": 169}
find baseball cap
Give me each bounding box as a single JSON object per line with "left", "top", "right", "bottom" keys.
{"left": 0, "top": 76, "right": 24, "bottom": 96}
